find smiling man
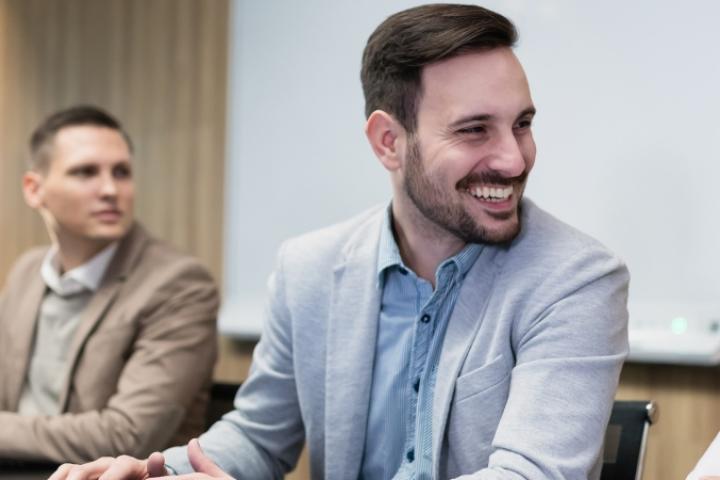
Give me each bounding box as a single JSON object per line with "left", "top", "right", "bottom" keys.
{"left": 53, "top": 5, "right": 628, "bottom": 480}
{"left": 0, "top": 106, "right": 219, "bottom": 464}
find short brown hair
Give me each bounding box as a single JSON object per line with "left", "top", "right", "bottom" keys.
{"left": 361, "top": 3, "right": 517, "bottom": 133}
{"left": 29, "top": 105, "right": 133, "bottom": 171}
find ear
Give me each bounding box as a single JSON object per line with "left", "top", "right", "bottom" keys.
{"left": 364, "top": 110, "right": 405, "bottom": 172}
{"left": 22, "top": 170, "right": 45, "bottom": 209}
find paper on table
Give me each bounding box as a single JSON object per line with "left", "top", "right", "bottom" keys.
{"left": 687, "top": 432, "right": 720, "bottom": 480}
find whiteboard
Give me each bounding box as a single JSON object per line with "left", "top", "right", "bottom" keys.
{"left": 220, "top": 0, "right": 720, "bottom": 337}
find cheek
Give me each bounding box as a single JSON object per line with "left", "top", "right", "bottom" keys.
{"left": 43, "top": 187, "right": 80, "bottom": 210}
{"left": 427, "top": 148, "right": 471, "bottom": 180}
{"left": 41, "top": 189, "right": 88, "bottom": 227}
{"left": 121, "top": 186, "right": 135, "bottom": 206}
{"left": 521, "top": 137, "right": 537, "bottom": 171}
{"left": 423, "top": 161, "right": 458, "bottom": 189}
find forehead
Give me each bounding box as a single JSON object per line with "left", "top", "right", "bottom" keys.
{"left": 417, "top": 48, "right": 532, "bottom": 124}
{"left": 49, "top": 125, "right": 131, "bottom": 167}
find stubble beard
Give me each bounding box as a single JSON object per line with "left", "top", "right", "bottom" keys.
{"left": 402, "top": 137, "right": 524, "bottom": 245}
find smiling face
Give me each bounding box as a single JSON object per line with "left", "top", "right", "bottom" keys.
{"left": 23, "top": 125, "right": 135, "bottom": 250}
{"left": 399, "top": 47, "right": 536, "bottom": 245}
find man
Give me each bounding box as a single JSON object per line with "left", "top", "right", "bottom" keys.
{"left": 53, "top": 4, "right": 628, "bottom": 479}
{"left": 0, "top": 106, "right": 219, "bottom": 464}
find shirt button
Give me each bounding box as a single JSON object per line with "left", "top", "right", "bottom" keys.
{"left": 420, "top": 314, "right": 431, "bottom": 323}
{"left": 413, "top": 378, "right": 420, "bottom": 392}
{"left": 406, "top": 448, "right": 415, "bottom": 462}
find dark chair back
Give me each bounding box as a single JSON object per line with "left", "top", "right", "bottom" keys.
{"left": 601, "top": 400, "right": 658, "bottom": 480}
{"left": 205, "top": 382, "right": 242, "bottom": 428}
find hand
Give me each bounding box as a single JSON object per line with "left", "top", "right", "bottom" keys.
{"left": 149, "top": 439, "right": 232, "bottom": 479}
{"left": 47, "top": 451, "right": 166, "bottom": 480}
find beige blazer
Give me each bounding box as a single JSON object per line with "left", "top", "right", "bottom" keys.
{"left": 0, "top": 223, "right": 219, "bottom": 463}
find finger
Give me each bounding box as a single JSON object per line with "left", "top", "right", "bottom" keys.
{"left": 97, "top": 455, "right": 147, "bottom": 480}
{"left": 187, "top": 438, "right": 227, "bottom": 477}
{"left": 49, "top": 457, "right": 114, "bottom": 480}
{"left": 48, "top": 463, "right": 76, "bottom": 480}
{"left": 146, "top": 452, "right": 168, "bottom": 477}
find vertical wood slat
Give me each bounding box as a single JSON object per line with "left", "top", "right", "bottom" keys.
{"left": 616, "top": 363, "right": 720, "bottom": 480}
{"left": 0, "top": 0, "right": 228, "bottom": 284}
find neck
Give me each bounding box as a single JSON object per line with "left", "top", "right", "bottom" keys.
{"left": 391, "top": 199, "right": 465, "bottom": 287}
{"left": 52, "top": 232, "right": 111, "bottom": 272}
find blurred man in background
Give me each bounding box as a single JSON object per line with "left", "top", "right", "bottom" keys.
{"left": 0, "top": 105, "right": 219, "bottom": 464}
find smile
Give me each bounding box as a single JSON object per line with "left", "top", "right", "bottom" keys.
{"left": 466, "top": 185, "right": 513, "bottom": 202}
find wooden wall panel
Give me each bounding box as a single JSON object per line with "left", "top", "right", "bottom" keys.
{"left": 617, "top": 363, "right": 720, "bottom": 480}
{"left": 0, "top": 0, "right": 228, "bottom": 283}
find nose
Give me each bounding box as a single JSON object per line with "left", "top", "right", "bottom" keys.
{"left": 486, "top": 129, "right": 528, "bottom": 178}
{"left": 99, "top": 172, "right": 118, "bottom": 198}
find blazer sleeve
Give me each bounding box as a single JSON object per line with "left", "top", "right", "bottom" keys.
{"left": 0, "top": 260, "right": 219, "bottom": 463}
{"left": 457, "top": 247, "right": 629, "bottom": 480}
{"left": 164, "top": 241, "right": 304, "bottom": 479}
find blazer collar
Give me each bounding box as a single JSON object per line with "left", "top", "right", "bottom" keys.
{"left": 57, "top": 222, "right": 151, "bottom": 409}
{"left": 6, "top": 266, "right": 47, "bottom": 409}
{"left": 324, "top": 208, "right": 384, "bottom": 480}
{"left": 431, "top": 245, "right": 505, "bottom": 477}
{"left": 430, "top": 198, "right": 533, "bottom": 468}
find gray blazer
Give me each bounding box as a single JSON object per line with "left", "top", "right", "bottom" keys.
{"left": 166, "top": 199, "right": 629, "bottom": 479}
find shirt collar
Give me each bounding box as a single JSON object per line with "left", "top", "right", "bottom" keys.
{"left": 376, "top": 204, "right": 405, "bottom": 284}
{"left": 376, "top": 204, "right": 483, "bottom": 286}
{"left": 41, "top": 242, "right": 119, "bottom": 296}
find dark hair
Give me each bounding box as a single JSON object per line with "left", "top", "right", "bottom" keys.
{"left": 29, "top": 105, "right": 133, "bottom": 170}
{"left": 361, "top": 3, "right": 517, "bottom": 133}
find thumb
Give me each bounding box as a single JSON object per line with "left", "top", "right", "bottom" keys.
{"left": 147, "top": 451, "right": 168, "bottom": 477}
{"left": 188, "top": 438, "right": 228, "bottom": 477}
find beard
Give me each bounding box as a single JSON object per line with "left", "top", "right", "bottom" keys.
{"left": 402, "top": 136, "right": 526, "bottom": 245}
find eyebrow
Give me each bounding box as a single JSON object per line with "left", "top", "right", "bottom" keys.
{"left": 449, "top": 106, "right": 537, "bottom": 129}
{"left": 518, "top": 106, "right": 537, "bottom": 119}
{"left": 449, "top": 114, "right": 492, "bottom": 129}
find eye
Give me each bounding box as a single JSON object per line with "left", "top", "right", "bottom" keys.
{"left": 514, "top": 116, "right": 534, "bottom": 131}
{"left": 113, "top": 164, "right": 132, "bottom": 179}
{"left": 457, "top": 125, "right": 487, "bottom": 135}
{"left": 69, "top": 165, "right": 98, "bottom": 177}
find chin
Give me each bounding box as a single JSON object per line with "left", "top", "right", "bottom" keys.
{"left": 474, "top": 217, "right": 521, "bottom": 244}
{"left": 88, "top": 225, "right": 131, "bottom": 242}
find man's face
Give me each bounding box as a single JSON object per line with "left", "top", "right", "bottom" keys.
{"left": 26, "top": 125, "right": 135, "bottom": 246}
{"left": 402, "top": 48, "right": 536, "bottom": 244}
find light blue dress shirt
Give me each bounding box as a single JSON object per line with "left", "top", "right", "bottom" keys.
{"left": 359, "top": 208, "right": 481, "bottom": 480}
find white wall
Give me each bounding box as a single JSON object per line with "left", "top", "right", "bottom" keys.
{"left": 221, "top": 0, "right": 720, "bottom": 337}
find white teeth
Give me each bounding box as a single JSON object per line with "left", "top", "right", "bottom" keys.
{"left": 467, "top": 185, "right": 513, "bottom": 201}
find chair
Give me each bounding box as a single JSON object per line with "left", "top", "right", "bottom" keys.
{"left": 205, "top": 382, "right": 242, "bottom": 428}
{"left": 600, "top": 400, "right": 658, "bottom": 480}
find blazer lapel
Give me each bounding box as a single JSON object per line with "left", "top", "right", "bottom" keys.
{"left": 58, "top": 223, "right": 149, "bottom": 410}
{"left": 6, "top": 271, "right": 46, "bottom": 409}
{"left": 431, "top": 246, "right": 503, "bottom": 476}
{"left": 58, "top": 279, "right": 123, "bottom": 409}
{"left": 324, "top": 214, "right": 383, "bottom": 480}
